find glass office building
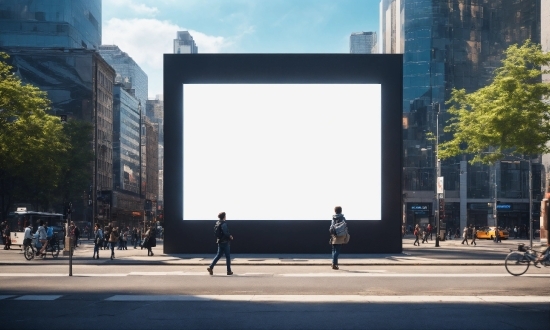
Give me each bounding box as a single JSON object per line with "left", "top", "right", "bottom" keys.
{"left": 382, "top": 0, "right": 542, "bottom": 231}
{"left": 99, "top": 45, "right": 149, "bottom": 108}
{"left": 173, "top": 31, "right": 198, "bottom": 54}
{"left": 349, "top": 32, "right": 377, "bottom": 53}
{"left": 0, "top": 0, "right": 101, "bottom": 49}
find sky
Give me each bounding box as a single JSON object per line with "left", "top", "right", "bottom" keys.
{"left": 102, "top": 0, "right": 381, "bottom": 98}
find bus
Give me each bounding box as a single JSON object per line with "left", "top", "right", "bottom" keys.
{"left": 6, "top": 207, "right": 65, "bottom": 249}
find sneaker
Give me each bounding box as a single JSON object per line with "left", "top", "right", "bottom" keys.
{"left": 227, "top": 271, "right": 233, "bottom": 275}
{"left": 207, "top": 267, "right": 213, "bottom": 275}
{"left": 331, "top": 264, "right": 339, "bottom": 270}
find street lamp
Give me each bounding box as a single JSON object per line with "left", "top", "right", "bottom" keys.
{"left": 433, "top": 102, "right": 441, "bottom": 247}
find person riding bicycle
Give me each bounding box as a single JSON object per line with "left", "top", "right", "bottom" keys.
{"left": 35, "top": 220, "right": 48, "bottom": 257}
{"left": 23, "top": 224, "right": 33, "bottom": 248}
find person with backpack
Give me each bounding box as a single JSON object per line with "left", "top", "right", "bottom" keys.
{"left": 329, "top": 206, "right": 349, "bottom": 270}
{"left": 108, "top": 227, "right": 119, "bottom": 260}
{"left": 207, "top": 212, "right": 233, "bottom": 276}
{"left": 92, "top": 223, "right": 103, "bottom": 259}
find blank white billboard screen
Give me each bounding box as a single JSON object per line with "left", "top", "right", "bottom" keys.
{"left": 183, "top": 84, "right": 381, "bottom": 220}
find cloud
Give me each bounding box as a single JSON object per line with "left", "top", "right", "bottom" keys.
{"left": 103, "top": 18, "right": 232, "bottom": 97}
{"left": 108, "top": 0, "right": 159, "bottom": 16}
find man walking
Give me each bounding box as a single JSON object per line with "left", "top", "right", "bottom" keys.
{"left": 207, "top": 212, "right": 233, "bottom": 276}
{"left": 470, "top": 225, "right": 477, "bottom": 246}
{"left": 461, "top": 226, "right": 469, "bottom": 245}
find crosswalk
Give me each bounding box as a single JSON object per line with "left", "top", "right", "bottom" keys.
{"left": 0, "top": 271, "right": 549, "bottom": 277}
{"left": 1, "top": 294, "right": 549, "bottom": 303}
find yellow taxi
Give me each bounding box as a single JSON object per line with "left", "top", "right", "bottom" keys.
{"left": 475, "top": 226, "right": 509, "bottom": 240}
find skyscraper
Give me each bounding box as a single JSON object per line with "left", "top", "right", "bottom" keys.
{"left": 174, "top": 31, "right": 198, "bottom": 54}
{"left": 98, "top": 45, "right": 149, "bottom": 107}
{"left": 381, "top": 0, "right": 541, "bottom": 232}
{"left": 349, "top": 32, "right": 377, "bottom": 53}
{"left": 0, "top": 0, "right": 101, "bottom": 49}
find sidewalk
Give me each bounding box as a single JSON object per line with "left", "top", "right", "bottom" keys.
{"left": 0, "top": 236, "right": 540, "bottom": 266}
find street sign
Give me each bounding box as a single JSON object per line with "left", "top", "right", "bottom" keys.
{"left": 437, "top": 176, "right": 444, "bottom": 195}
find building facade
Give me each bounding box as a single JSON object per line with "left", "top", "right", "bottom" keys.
{"left": 146, "top": 96, "right": 164, "bottom": 207}
{"left": 98, "top": 45, "right": 148, "bottom": 107}
{"left": 382, "top": 0, "right": 542, "bottom": 234}
{"left": 349, "top": 32, "right": 377, "bottom": 53}
{"left": 0, "top": 0, "right": 101, "bottom": 49}
{"left": 1, "top": 47, "right": 115, "bottom": 223}
{"left": 173, "top": 31, "right": 198, "bottom": 54}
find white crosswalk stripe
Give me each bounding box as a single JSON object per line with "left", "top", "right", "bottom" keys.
{"left": 3, "top": 294, "right": 549, "bottom": 303}
{"left": 14, "top": 295, "right": 61, "bottom": 301}
{"left": 0, "top": 272, "right": 549, "bottom": 278}
{"left": 105, "top": 295, "right": 550, "bottom": 303}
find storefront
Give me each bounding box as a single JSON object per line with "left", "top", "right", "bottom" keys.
{"left": 406, "top": 203, "right": 432, "bottom": 228}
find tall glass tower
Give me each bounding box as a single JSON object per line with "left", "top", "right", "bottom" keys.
{"left": 0, "top": 0, "right": 101, "bottom": 49}
{"left": 349, "top": 32, "right": 377, "bottom": 53}
{"left": 99, "top": 45, "right": 149, "bottom": 107}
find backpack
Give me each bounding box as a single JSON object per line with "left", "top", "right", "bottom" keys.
{"left": 332, "top": 221, "right": 348, "bottom": 237}
{"left": 214, "top": 222, "right": 224, "bottom": 239}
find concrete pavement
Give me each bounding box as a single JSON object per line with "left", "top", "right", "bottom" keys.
{"left": 0, "top": 235, "right": 541, "bottom": 266}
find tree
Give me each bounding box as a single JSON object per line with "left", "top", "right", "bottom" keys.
{"left": 0, "top": 52, "right": 67, "bottom": 219}
{"left": 439, "top": 40, "right": 550, "bottom": 164}
{"left": 55, "top": 119, "right": 94, "bottom": 209}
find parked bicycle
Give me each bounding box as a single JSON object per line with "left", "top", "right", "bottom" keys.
{"left": 23, "top": 234, "right": 61, "bottom": 260}
{"left": 504, "top": 243, "right": 550, "bottom": 276}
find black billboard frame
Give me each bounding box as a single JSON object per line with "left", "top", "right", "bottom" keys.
{"left": 163, "top": 54, "right": 403, "bottom": 254}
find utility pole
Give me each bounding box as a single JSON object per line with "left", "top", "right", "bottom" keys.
{"left": 434, "top": 102, "right": 441, "bottom": 247}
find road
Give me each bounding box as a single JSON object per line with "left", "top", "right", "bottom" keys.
{"left": 1, "top": 263, "right": 549, "bottom": 329}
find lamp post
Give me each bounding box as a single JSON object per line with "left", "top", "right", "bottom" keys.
{"left": 434, "top": 102, "right": 441, "bottom": 247}
{"left": 529, "top": 158, "right": 533, "bottom": 248}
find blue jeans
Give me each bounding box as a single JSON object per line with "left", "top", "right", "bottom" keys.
{"left": 93, "top": 243, "right": 100, "bottom": 257}
{"left": 209, "top": 242, "right": 231, "bottom": 272}
{"left": 332, "top": 244, "right": 341, "bottom": 265}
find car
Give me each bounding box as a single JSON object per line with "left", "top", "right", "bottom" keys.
{"left": 475, "top": 226, "right": 509, "bottom": 240}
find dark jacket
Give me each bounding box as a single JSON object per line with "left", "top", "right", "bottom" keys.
{"left": 216, "top": 221, "right": 231, "bottom": 244}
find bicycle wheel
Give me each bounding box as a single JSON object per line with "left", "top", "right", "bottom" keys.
{"left": 23, "top": 246, "right": 34, "bottom": 261}
{"left": 505, "top": 252, "right": 530, "bottom": 276}
{"left": 50, "top": 244, "right": 60, "bottom": 258}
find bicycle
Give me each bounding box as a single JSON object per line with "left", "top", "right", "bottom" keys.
{"left": 23, "top": 235, "right": 60, "bottom": 260}
{"left": 504, "top": 243, "right": 550, "bottom": 276}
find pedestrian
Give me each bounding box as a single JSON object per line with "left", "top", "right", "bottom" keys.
{"left": 135, "top": 228, "right": 141, "bottom": 249}
{"left": 207, "top": 212, "right": 233, "bottom": 275}
{"left": 513, "top": 226, "right": 518, "bottom": 239}
{"left": 329, "top": 206, "right": 349, "bottom": 270}
{"left": 413, "top": 224, "right": 420, "bottom": 246}
{"left": 427, "top": 223, "right": 433, "bottom": 240}
{"left": 3, "top": 224, "right": 11, "bottom": 250}
{"left": 74, "top": 225, "right": 80, "bottom": 247}
{"left": 494, "top": 227, "right": 501, "bottom": 243}
{"left": 461, "top": 226, "right": 469, "bottom": 245}
{"left": 92, "top": 223, "right": 103, "bottom": 259}
{"left": 103, "top": 224, "right": 112, "bottom": 250}
{"left": 421, "top": 226, "right": 428, "bottom": 244}
{"left": 470, "top": 225, "right": 477, "bottom": 246}
{"left": 143, "top": 224, "right": 156, "bottom": 256}
{"left": 109, "top": 226, "right": 119, "bottom": 260}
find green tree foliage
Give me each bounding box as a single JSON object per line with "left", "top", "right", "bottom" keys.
{"left": 56, "top": 119, "right": 93, "bottom": 205}
{"left": 439, "top": 40, "right": 550, "bottom": 164}
{"left": 0, "top": 52, "right": 67, "bottom": 218}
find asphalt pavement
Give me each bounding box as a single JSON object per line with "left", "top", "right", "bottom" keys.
{"left": 0, "top": 235, "right": 542, "bottom": 266}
